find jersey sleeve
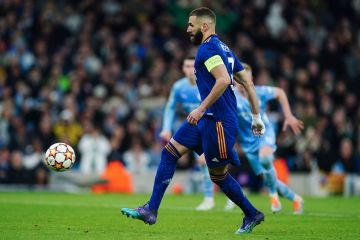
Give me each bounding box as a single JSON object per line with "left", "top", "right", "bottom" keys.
{"left": 255, "top": 86, "right": 276, "bottom": 103}
{"left": 162, "top": 84, "right": 178, "bottom": 132}
{"left": 232, "top": 53, "right": 244, "bottom": 73}
{"left": 199, "top": 43, "right": 225, "bottom": 72}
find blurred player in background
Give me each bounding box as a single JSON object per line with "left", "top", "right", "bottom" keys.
{"left": 224, "top": 63, "right": 304, "bottom": 214}
{"left": 159, "top": 56, "right": 215, "bottom": 211}
{"left": 121, "top": 7, "right": 266, "bottom": 234}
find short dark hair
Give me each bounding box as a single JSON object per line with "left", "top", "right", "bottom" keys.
{"left": 184, "top": 55, "right": 195, "bottom": 61}
{"left": 189, "top": 7, "right": 216, "bottom": 23}
{"left": 181, "top": 55, "right": 195, "bottom": 68}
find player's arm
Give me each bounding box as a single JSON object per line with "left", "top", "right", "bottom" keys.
{"left": 273, "top": 87, "right": 304, "bottom": 135}
{"left": 200, "top": 64, "right": 230, "bottom": 109}
{"left": 234, "top": 70, "right": 259, "bottom": 114}
{"left": 187, "top": 56, "right": 230, "bottom": 125}
{"left": 160, "top": 85, "right": 177, "bottom": 141}
{"left": 233, "top": 70, "right": 265, "bottom": 136}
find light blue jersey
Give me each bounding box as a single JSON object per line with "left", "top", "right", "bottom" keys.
{"left": 162, "top": 77, "right": 201, "bottom": 132}
{"left": 235, "top": 86, "right": 277, "bottom": 154}
{"left": 235, "top": 86, "right": 299, "bottom": 201}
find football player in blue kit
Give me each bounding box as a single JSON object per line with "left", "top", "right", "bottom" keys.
{"left": 121, "top": 7, "right": 266, "bottom": 234}
{"left": 159, "top": 56, "right": 215, "bottom": 211}
{"left": 224, "top": 63, "right": 304, "bottom": 214}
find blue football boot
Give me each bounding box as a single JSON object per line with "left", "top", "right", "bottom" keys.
{"left": 121, "top": 203, "right": 157, "bottom": 225}
{"left": 235, "top": 211, "right": 264, "bottom": 234}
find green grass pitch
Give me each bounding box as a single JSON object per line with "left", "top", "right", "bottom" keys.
{"left": 1, "top": 192, "right": 359, "bottom": 240}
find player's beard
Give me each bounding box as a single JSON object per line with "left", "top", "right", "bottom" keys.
{"left": 190, "top": 29, "right": 203, "bottom": 45}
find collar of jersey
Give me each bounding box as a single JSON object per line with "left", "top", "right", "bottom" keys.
{"left": 202, "top": 34, "right": 217, "bottom": 43}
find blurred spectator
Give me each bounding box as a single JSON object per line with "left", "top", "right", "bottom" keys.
{"left": 148, "top": 141, "right": 162, "bottom": 169}
{"left": 332, "top": 138, "right": 357, "bottom": 174}
{"left": 6, "top": 151, "right": 30, "bottom": 184}
{"left": 23, "top": 138, "right": 43, "bottom": 170}
{"left": 53, "top": 109, "right": 83, "bottom": 146}
{"left": 0, "top": 99, "right": 12, "bottom": 147}
{"left": 37, "top": 113, "right": 57, "bottom": 150}
{"left": 78, "top": 122, "right": 111, "bottom": 176}
{"left": 265, "top": 1, "right": 287, "bottom": 38}
{"left": 107, "top": 124, "right": 126, "bottom": 165}
{"left": 23, "top": 137, "right": 49, "bottom": 185}
{"left": 0, "top": 146, "right": 10, "bottom": 183}
{"left": 123, "top": 137, "right": 150, "bottom": 174}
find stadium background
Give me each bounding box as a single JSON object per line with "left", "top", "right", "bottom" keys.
{"left": 0, "top": 0, "right": 359, "bottom": 195}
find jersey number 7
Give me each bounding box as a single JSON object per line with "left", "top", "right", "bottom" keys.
{"left": 228, "top": 57, "right": 234, "bottom": 85}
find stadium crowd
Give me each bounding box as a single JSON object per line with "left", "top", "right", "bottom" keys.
{"left": 0, "top": 0, "right": 359, "bottom": 187}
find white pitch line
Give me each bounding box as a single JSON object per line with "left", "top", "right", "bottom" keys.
{"left": 1, "top": 199, "right": 359, "bottom": 219}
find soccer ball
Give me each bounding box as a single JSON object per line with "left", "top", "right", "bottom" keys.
{"left": 44, "top": 143, "right": 76, "bottom": 172}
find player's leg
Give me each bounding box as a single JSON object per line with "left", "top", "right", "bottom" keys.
{"left": 259, "top": 146, "right": 282, "bottom": 213}
{"left": 148, "top": 139, "right": 188, "bottom": 211}
{"left": 208, "top": 165, "right": 256, "bottom": 216}
{"left": 195, "top": 153, "right": 215, "bottom": 211}
{"left": 121, "top": 121, "right": 202, "bottom": 224}
{"left": 276, "top": 179, "right": 304, "bottom": 214}
{"left": 208, "top": 164, "right": 264, "bottom": 233}
{"left": 199, "top": 117, "right": 263, "bottom": 233}
{"left": 276, "top": 180, "right": 295, "bottom": 200}
{"left": 121, "top": 139, "right": 187, "bottom": 224}
{"left": 259, "top": 146, "right": 304, "bottom": 214}
{"left": 224, "top": 150, "right": 268, "bottom": 212}
{"left": 224, "top": 165, "right": 239, "bottom": 211}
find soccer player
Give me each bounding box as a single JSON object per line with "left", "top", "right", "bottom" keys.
{"left": 121, "top": 7, "right": 266, "bottom": 234}
{"left": 159, "top": 56, "right": 215, "bottom": 211}
{"left": 224, "top": 63, "right": 304, "bottom": 214}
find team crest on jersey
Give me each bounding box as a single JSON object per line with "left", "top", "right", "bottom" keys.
{"left": 220, "top": 43, "right": 230, "bottom": 52}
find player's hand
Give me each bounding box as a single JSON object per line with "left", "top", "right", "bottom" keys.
{"left": 159, "top": 130, "right": 172, "bottom": 142}
{"left": 251, "top": 113, "right": 265, "bottom": 136}
{"left": 187, "top": 107, "right": 205, "bottom": 125}
{"left": 282, "top": 115, "right": 304, "bottom": 135}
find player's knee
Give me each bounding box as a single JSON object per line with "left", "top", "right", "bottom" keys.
{"left": 208, "top": 165, "right": 228, "bottom": 183}
{"left": 162, "top": 142, "right": 182, "bottom": 160}
{"left": 260, "top": 155, "right": 274, "bottom": 170}
{"left": 209, "top": 172, "right": 228, "bottom": 184}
